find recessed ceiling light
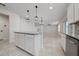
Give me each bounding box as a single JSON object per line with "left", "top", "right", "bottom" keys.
{"left": 49, "top": 6, "right": 53, "bottom": 10}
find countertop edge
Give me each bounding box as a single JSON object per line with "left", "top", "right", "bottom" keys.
{"left": 65, "top": 34, "right": 79, "bottom": 41}
{"left": 15, "top": 32, "right": 39, "bottom": 35}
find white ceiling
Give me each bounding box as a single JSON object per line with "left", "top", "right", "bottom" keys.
{"left": 0, "top": 3, "right": 69, "bottom": 24}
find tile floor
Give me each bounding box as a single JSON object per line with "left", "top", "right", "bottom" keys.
{"left": 0, "top": 40, "right": 30, "bottom": 56}
{"left": 0, "top": 32, "right": 64, "bottom": 56}
{"left": 39, "top": 32, "right": 64, "bottom": 56}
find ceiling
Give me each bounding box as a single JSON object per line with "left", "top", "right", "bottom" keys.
{"left": 0, "top": 3, "right": 69, "bottom": 24}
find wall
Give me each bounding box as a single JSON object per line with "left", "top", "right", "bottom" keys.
{"left": 19, "top": 17, "right": 37, "bottom": 33}
{"left": 0, "top": 8, "right": 21, "bottom": 43}
{"left": 0, "top": 14, "right": 9, "bottom": 40}
{"left": 43, "top": 25, "right": 58, "bottom": 37}
{"left": 9, "top": 14, "right": 21, "bottom": 42}
{"left": 43, "top": 25, "right": 58, "bottom": 33}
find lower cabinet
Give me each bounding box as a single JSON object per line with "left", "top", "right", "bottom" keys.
{"left": 24, "top": 35, "right": 35, "bottom": 55}
{"left": 15, "top": 34, "right": 25, "bottom": 50}
{"left": 65, "top": 35, "right": 79, "bottom": 56}
{"left": 15, "top": 33, "right": 41, "bottom": 55}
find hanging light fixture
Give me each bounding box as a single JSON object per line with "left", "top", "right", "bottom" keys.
{"left": 34, "top": 5, "right": 44, "bottom": 33}
{"left": 26, "top": 10, "right": 30, "bottom": 20}
{"left": 35, "top": 5, "right": 39, "bottom": 21}
{"left": 34, "top": 5, "right": 40, "bottom": 27}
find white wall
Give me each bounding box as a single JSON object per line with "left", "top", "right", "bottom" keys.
{"left": 59, "top": 23, "right": 64, "bottom": 33}
{"left": 18, "top": 17, "right": 37, "bottom": 33}
{"left": 0, "top": 14, "right": 9, "bottom": 40}
{"left": 0, "top": 8, "right": 21, "bottom": 43}
{"left": 43, "top": 25, "right": 58, "bottom": 33}
{"left": 9, "top": 14, "right": 21, "bottom": 42}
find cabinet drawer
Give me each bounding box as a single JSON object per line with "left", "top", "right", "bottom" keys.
{"left": 15, "top": 33, "right": 25, "bottom": 49}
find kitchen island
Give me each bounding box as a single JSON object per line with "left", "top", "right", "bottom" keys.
{"left": 15, "top": 32, "right": 43, "bottom": 56}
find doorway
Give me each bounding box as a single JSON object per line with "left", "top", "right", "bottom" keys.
{"left": 0, "top": 13, "right": 9, "bottom": 42}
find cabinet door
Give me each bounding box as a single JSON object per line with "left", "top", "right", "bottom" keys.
{"left": 15, "top": 33, "right": 25, "bottom": 49}
{"left": 15, "top": 33, "right": 20, "bottom": 46}
{"left": 67, "top": 4, "right": 75, "bottom": 23}
{"left": 75, "top": 3, "right": 79, "bottom": 22}
{"left": 19, "top": 34, "right": 25, "bottom": 49}
{"left": 24, "top": 35, "right": 35, "bottom": 54}
{"left": 65, "top": 36, "right": 78, "bottom": 56}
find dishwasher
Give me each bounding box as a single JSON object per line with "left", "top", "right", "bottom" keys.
{"left": 65, "top": 35, "right": 79, "bottom": 56}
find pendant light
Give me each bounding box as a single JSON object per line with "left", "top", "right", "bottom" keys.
{"left": 34, "top": 5, "right": 40, "bottom": 26}
{"left": 26, "top": 10, "right": 30, "bottom": 20}
{"left": 35, "top": 5, "right": 39, "bottom": 21}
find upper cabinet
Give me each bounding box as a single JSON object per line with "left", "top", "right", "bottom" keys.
{"left": 67, "top": 4, "right": 75, "bottom": 23}
{"left": 67, "top": 3, "right": 79, "bottom": 24}
{"left": 75, "top": 4, "right": 79, "bottom": 22}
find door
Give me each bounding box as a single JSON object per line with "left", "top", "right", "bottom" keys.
{"left": 0, "top": 14, "right": 9, "bottom": 40}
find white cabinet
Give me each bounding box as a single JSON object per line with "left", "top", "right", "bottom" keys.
{"left": 15, "top": 33, "right": 20, "bottom": 46}
{"left": 15, "top": 33, "right": 42, "bottom": 55}
{"left": 67, "top": 3, "right": 79, "bottom": 23}
{"left": 24, "top": 35, "right": 35, "bottom": 55}
{"left": 15, "top": 33, "right": 25, "bottom": 49}
{"left": 67, "top": 4, "right": 75, "bottom": 23}
{"left": 75, "top": 4, "right": 79, "bottom": 22}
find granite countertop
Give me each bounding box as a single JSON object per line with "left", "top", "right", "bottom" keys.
{"left": 15, "top": 31, "right": 39, "bottom": 35}
{"left": 65, "top": 34, "right": 79, "bottom": 41}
